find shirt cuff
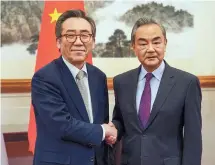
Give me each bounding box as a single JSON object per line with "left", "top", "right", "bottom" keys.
{"left": 101, "top": 125, "right": 105, "bottom": 141}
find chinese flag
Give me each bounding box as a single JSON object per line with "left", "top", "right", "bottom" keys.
{"left": 28, "top": 0, "right": 92, "bottom": 153}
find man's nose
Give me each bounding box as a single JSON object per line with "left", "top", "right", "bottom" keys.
{"left": 74, "top": 36, "right": 83, "bottom": 45}
{"left": 147, "top": 43, "right": 155, "bottom": 52}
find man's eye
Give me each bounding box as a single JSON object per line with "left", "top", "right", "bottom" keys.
{"left": 81, "top": 34, "right": 90, "bottom": 37}
{"left": 67, "top": 35, "right": 76, "bottom": 38}
{"left": 140, "top": 43, "right": 147, "bottom": 45}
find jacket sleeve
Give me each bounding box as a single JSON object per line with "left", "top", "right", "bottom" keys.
{"left": 31, "top": 72, "right": 103, "bottom": 147}
{"left": 112, "top": 77, "right": 125, "bottom": 141}
{"left": 182, "top": 76, "right": 202, "bottom": 165}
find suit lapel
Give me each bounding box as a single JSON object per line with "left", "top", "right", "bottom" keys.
{"left": 129, "top": 67, "right": 141, "bottom": 112}
{"left": 55, "top": 57, "right": 90, "bottom": 122}
{"left": 128, "top": 66, "right": 144, "bottom": 129}
{"left": 144, "top": 63, "right": 175, "bottom": 130}
{"left": 86, "top": 63, "right": 99, "bottom": 123}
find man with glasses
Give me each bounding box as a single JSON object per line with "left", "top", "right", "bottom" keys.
{"left": 31, "top": 10, "right": 117, "bottom": 165}
{"left": 108, "top": 18, "right": 202, "bottom": 165}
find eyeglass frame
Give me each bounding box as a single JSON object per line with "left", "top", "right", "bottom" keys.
{"left": 59, "top": 33, "right": 94, "bottom": 43}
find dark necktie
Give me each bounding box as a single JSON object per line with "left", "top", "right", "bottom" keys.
{"left": 138, "top": 73, "right": 153, "bottom": 127}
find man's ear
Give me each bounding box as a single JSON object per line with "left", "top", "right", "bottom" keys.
{"left": 92, "top": 43, "right": 95, "bottom": 49}
{"left": 165, "top": 38, "right": 168, "bottom": 45}
{"left": 56, "top": 38, "right": 61, "bottom": 49}
{"left": 131, "top": 42, "right": 135, "bottom": 51}
{"left": 92, "top": 38, "right": 95, "bottom": 49}
{"left": 164, "top": 38, "right": 167, "bottom": 52}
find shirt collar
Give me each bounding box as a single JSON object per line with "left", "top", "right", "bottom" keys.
{"left": 62, "top": 56, "right": 88, "bottom": 79}
{"left": 139, "top": 60, "right": 165, "bottom": 81}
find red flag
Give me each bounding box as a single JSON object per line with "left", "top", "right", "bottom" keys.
{"left": 28, "top": 0, "right": 92, "bottom": 153}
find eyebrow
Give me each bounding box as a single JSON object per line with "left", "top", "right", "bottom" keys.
{"left": 137, "top": 36, "right": 162, "bottom": 42}
{"left": 152, "top": 37, "right": 162, "bottom": 41}
{"left": 65, "top": 29, "right": 91, "bottom": 33}
{"left": 137, "top": 38, "right": 147, "bottom": 42}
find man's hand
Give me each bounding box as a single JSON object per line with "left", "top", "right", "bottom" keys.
{"left": 102, "top": 122, "right": 117, "bottom": 145}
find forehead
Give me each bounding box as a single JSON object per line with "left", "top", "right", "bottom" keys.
{"left": 61, "top": 17, "right": 92, "bottom": 33}
{"left": 135, "top": 24, "right": 164, "bottom": 40}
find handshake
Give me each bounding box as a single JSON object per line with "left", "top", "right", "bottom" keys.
{"left": 102, "top": 122, "right": 117, "bottom": 145}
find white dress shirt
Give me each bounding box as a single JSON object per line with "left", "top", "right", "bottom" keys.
{"left": 136, "top": 61, "right": 165, "bottom": 113}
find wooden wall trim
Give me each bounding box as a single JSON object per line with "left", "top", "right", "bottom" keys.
{"left": 1, "top": 76, "right": 215, "bottom": 93}
{"left": 3, "top": 132, "right": 32, "bottom": 157}
{"left": 107, "top": 78, "right": 113, "bottom": 90}
{"left": 198, "top": 76, "right": 215, "bottom": 88}
{"left": 1, "top": 79, "right": 31, "bottom": 93}
{"left": 4, "top": 132, "right": 28, "bottom": 142}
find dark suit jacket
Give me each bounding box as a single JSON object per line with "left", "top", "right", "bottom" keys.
{"left": 31, "top": 56, "right": 109, "bottom": 165}
{"left": 112, "top": 62, "right": 202, "bottom": 165}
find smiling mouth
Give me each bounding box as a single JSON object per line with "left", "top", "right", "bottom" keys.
{"left": 71, "top": 50, "right": 85, "bottom": 52}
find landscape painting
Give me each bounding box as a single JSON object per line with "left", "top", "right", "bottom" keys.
{"left": 0, "top": 0, "right": 204, "bottom": 78}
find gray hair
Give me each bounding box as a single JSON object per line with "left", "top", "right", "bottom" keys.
{"left": 55, "top": 10, "right": 96, "bottom": 39}
{"left": 131, "top": 18, "right": 166, "bottom": 44}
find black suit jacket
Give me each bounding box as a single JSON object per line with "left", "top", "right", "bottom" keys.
{"left": 112, "top": 62, "right": 202, "bottom": 165}
{"left": 32, "top": 56, "right": 109, "bottom": 165}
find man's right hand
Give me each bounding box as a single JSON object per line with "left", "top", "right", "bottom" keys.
{"left": 102, "top": 122, "right": 117, "bottom": 145}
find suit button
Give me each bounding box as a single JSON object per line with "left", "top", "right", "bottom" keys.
{"left": 90, "top": 157, "right": 94, "bottom": 162}
{"left": 88, "top": 143, "right": 93, "bottom": 148}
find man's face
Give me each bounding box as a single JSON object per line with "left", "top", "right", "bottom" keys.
{"left": 57, "top": 17, "right": 95, "bottom": 65}
{"left": 132, "top": 24, "right": 167, "bottom": 71}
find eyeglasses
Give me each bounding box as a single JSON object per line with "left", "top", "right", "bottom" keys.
{"left": 60, "top": 33, "right": 93, "bottom": 43}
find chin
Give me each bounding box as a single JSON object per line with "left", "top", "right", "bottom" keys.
{"left": 146, "top": 60, "right": 159, "bottom": 65}
{"left": 73, "top": 58, "right": 86, "bottom": 63}
{"left": 71, "top": 54, "right": 86, "bottom": 61}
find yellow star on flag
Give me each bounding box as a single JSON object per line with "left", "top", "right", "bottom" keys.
{"left": 49, "top": 8, "right": 62, "bottom": 23}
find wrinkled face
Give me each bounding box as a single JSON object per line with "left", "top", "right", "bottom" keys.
{"left": 57, "top": 17, "right": 95, "bottom": 65}
{"left": 132, "top": 24, "right": 167, "bottom": 71}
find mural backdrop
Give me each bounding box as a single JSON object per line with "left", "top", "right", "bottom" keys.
{"left": 1, "top": 0, "right": 215, "bottom": 78}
